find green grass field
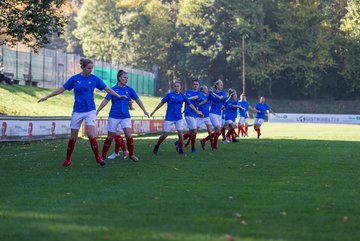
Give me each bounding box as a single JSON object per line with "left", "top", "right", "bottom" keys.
{"left": 1, "top": 123, "right": 360, "bottom": 241}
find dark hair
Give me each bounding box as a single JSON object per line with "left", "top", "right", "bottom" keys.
{"left": 228, "top": 88, "right": 235, "bottom": 96}
{"left": 174, "top": 80, "right": 182, "bottom": 88}
{"left": 200, "top": 85, "right": 207, "bottom": 92}
{"left": 80, "top": 58, "right": 93, "bottom": 69}
{"left": 117, "top": 70, "right": 127, "bottom": 80}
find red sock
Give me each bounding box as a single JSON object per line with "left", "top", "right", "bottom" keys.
{"left": 89, "top": 137, "right": 102, "bottom": 161}
{"left": 126, "top": 137, "right": 134, "bottom": 156}
{"left": 115, "top": 135, "right": 126, "bottom": 153}
{"left": 203, "top": 132, "right": 215, "bottom": 143}
{"left": 237, "top": 124, "right": 242, "bottom": 136}
{"left": 245, "top": 126, "right": 248, "bottom": 134}
{"left": 183, "top": 132, "right": 190, "bottom": 141}
{"left": 231, "top": 128, "right": 236, "bottom": 140}
{"left": 213, "top": 132, "right": 221, "bottom": 149}
{"left": 156, "top": 138, "right": 164, "bottom": 146}
{"left": 102, "top": 137, "right": 112, "bottom": 159}
{"left": 178, "top": 140, "right": 184, "bottom": 151}
{"left": 66, "top": 139, "right": 76, "bottom": 161}
{"left": 256, "top": 127, "right": 261, "bottom": 138}
{"left": 191, "top": 133, "right": 197, "bottom": 149}
{"left": 226, "top": 129, "right": 231, "bottom": 138}
{"left": 239, "top": 125, "right": 245, "bottom": 136}
{"left": 221, "top": 127, "right": 226, "bottom": 141}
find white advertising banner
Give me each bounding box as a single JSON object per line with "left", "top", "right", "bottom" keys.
{"left": 1, "top": 118, "right": 71, "bottom": 142}
{"left": 269, "top": 113, "right": 360, "bottom": 124}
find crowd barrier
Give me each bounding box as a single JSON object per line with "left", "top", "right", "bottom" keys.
{"left": 1, "top": 116, "right": 72, "bottom": 142}
{"left": 269, "top": 113, "right": 360, "bottom": 124}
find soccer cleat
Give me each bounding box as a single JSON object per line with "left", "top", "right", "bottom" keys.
{"left": 200, "top": 139, "right": 205, "bottom": 150}
{"left": 123, "top": 150, "right": 129, "bottom": 159}
{"left": 96, "top": 157, "right": 106, "bottom": 166}
{"left": 153, "top": 145, "right": 159, "bottom": 155}
{"left": 191, "top": 148, "right": 196, "bottom": 153}
{"left": 129, "top": 155, "right": 139, "bottom": 162}
{"left": 62, "top": 159, "right": 72, "bottom": 167}
{"left": 221, "top": 140, "right": 228, "bottom": 144}
{"left": 226, "top": 137, "right": 231, "bottom": 143}
{"left": 179, "top": 149, "right": 184, "bottom": 155}
{"left": 232, "top": 138, "right": 239, "bottom": 143}
{"left": 107, "top": 152, "right": 120, "bottom": 160}
{"left": 174, "top": 141, "right": 179, "bottom": 153}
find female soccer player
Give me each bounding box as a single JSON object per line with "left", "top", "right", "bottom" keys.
{"left": 237, "top": 93, "right": 252, "bottom": 137}
{"left": 253, "top": 96, "right": 276, "bottom": 139}
{"left": 196, "top": 85, "right": 212, "bottom": 150}
{"left": 38, "top": 58, "right": 124, "bottom": 167}
{"left": 96, "top": 70, "right": 149, "bottom": 162}
{"left": 151, "top": 81, "right": 203, "bottom": 155}
{"left": 198, "top": 79, "right": 227, "bottom": 150}
{"left": 183, "top": 79, "right": 200, "bottom": 153}
{"left": 224, "top": 90, "right": 245, "bottom": 142}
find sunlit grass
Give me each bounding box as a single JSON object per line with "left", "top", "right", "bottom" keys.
{"left": 0, "top": 123, "right": 360, "bottom": 241}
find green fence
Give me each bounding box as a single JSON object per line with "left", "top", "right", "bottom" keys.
{"left": 1, "top": 46, "right": 156, "bottom": 95}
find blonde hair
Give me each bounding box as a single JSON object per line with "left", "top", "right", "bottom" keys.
{"left": 213, "top": 79, "right": 223, "bottom": 90}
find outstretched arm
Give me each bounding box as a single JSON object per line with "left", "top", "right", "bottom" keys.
{"left": 96, "top": 99, "right": 109, "bottom": 115}
{"left": 150, "top": 102, "right": 165, "bottom": 117}
{"left": 135, "top": 99, "right": 150, "bottom": 117}
{"left": 38, "top": 87, "right": 66, "bottom": 102}
{"left": 198, "top": 99, "right": 209, "bottom": 107}
{"left": 189, "top": 104, "right": 203, "bottom": 117}
{"left": 104, "top": 86, "right": 127, "bottom": 99}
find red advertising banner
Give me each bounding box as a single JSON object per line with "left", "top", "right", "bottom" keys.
{"left": 82, "top": 118, "right": 165, "bottom": 137}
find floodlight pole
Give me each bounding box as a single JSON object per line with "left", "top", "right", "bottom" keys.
{"left": 242, "top": 35, "right": 246, "bottom": 94}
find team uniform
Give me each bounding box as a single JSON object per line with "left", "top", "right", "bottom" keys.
{"left": 62, "top": 73, "right": 107, "bottom": 166}
{"left": 254, "top": 102, "right": 271, "bottom": 138}
{"left": 223, "top": 98, "right": 239, "bottom": 143}
{"left": 238, "top": 100, "right": 250, "bottom": 136}
{"left": 102, "top": 85, "right": 139, "bottom": 160}
{"left": 200, "top": 90, "right": 227, "bottom": 150}
{"left": 63, "top": 73, "right": 106, "bottom": 129}
{"left": 162, "top": 91, "right": 192, "bottom": 132}
{"left": 183, "top": 90, "right": 200, "bottom": 151}
{"left": 196, "top": 92, "right": 211, "bottom": 127}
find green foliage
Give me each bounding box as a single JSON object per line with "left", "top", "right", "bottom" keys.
{"left": 58, "top": 0, "right": 360, "bottom": 99}
{"left": 0, "top": 0, "right": 67, "bottom": 50}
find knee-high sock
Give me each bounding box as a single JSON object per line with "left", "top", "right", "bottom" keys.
{"left": 191, "top": 133, "right": 197, "bottom": 149}
{"left": 89, "top": 137, "right": 102, "bottom": 161}
{"left": 231, "top": 128, "right": 236, "bottom": 140}
{"left": 238, "top": 124, "right": 245, "bottom": 136}
{"left": 255, "top": 127, "right": 261, "bottom": 138}
{"left": 114, "top": 134, "right": 126, "bottom": 153}
{"left": 66, "top": 139, "right": 76, "bottom": 161}
{"left": 183, "top": 132, "right": 190, "bottom": 141}
{"left": 178, "top": 140, "right": 184, "bottom": 151}
{"left": 203, "top": 132, "right": 215, "bottom": 143}
{"left": 245, "top": 126, "right": 248, "bottom": 134}
{"left": 126, "top": 137, "right": 134, "bottom": 156}
{"left": 213, "top": 132, "right": 221, "bottom": 148}
{"left": 221, "top": 127, "right": 226, "bottom": 141}
{"left": 102, "top": 137, "right": 112, "bottom": 159}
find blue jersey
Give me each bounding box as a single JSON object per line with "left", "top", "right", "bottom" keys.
{"left": 208, "top": 90, "right": 227, "bottom": 115}
{"left": 63, "top": 73, "right": 106, "bottom": 113}
{"left": 225, "top": 100, "right": 239, "bottom": 122}
{"left": 105, "top": 85, "right": 139, "bottom": 119}
{"left": 254, "top": 102, "right": 270, "bottom": 119}
{"left": 184, "top": 90, "right": 199, "bottom": 118}
{"left": 162, "top": 92, "right": 191, "bottom": 121}
{"left": 239, "top": 100, "right": 250, "bottom": 118}
{"left": 198, "top": 92, "right": 210, "bottom": 118}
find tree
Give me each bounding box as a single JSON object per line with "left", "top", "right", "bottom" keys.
{"left": 0, "top": 0, "right": 67, "bottom": 50}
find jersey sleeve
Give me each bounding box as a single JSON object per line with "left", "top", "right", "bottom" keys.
{"left": 95, "top": 76, "right": 107, "bottom": 91}
{"left": 63, "top": 75, "right": 75, "bottom": 91}
{"left": 161, "top": 93, "right": 170, "bottom": 103}
{"left": 183, "top": 93, "right": 192, "bottom": 106}
{"left": 129, "top": 87, "right": 139, "bottom": 101}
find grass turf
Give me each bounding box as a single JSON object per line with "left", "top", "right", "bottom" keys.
{"left": 0, "top": 123, "right": 360, "bottom": 241}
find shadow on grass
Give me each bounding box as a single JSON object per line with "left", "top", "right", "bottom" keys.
{"left": 1, "top": 138, "right": 360, "bottom": 241}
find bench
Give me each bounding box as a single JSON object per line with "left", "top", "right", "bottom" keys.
{"left": 23, "top": 74, "right": 38, "bottom": 87}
